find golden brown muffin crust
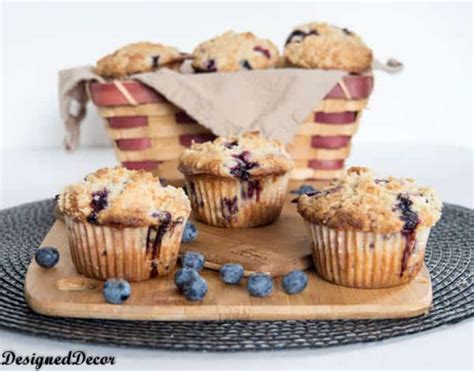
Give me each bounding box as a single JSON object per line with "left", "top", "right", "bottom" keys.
{"left": 192, "top": 31, "right": 279, "bottom": 72}
{"left": 297, "top": 167, "right": 442, "bottom": 233}
{"left": 95, "top": 42, "right": 185, "bottom": 78}
{"left": 178, "top": 132, "right": 294, "bottom": 178}
{"left": 58, "top": 166, "right": 190, "bottom": 226}
{"left": 284, "top": 22, "right": 373, "bottom": 73}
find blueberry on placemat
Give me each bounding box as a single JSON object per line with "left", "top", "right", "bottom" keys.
{"left": 220, "top": 263, "right": 244, "bottom": 284}
{"left": 247, "top": 273, "right": 273, "bottom": 297}
{"left": 103, "top": 279, "right": 131, "bottom": 305}
{"left": 180, "top": 251, "right": 205, "bottom": 271}
{"left": 182, "top": 221, "right": 198, "bottom": 243}
{"left": 34, "top": 247, "right": 59, "bottom": 268}
{"left": 174, "top": 267, "right": 200, "bottom": 290}
{"left": 291, "top": 184, "right": 316, "bottom": 195}
{"left": 182, "top": 275, "right": 208, "bottom": 301}
{"left": 282, "top": 270, "right": 308, "bottom": 295}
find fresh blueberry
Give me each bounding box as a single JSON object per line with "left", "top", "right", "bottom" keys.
{"left": 247, "top": 273, "right": 273, "bottom": 297}
{"left": 174, "top": 267, "right": 200, "bottom": 290}
{"left": 220, "top": 263, "right": 244, "bottom": 284}
{"left": 291, "top": 184, "right": 316, "bottom": 195}
{"left": 180, "top": 251, "right": 205, "bottom": 271}
{"left": 35, "top": 247, "right": 59, "bottom": 268}
{"left": 182, "top": 275, "right": 208, "bottom": 301}
{"left": 282, "top": 270, "right": 308, "bottom": 295}
{"left": 103, "top": 279, "right": 131, "bottom": 304}
{"left": 181, "top": 221, "right": 198, "bottom": 243}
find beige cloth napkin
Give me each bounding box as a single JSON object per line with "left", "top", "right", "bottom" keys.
{"left": 59, "top": 60, "right": 402, "bottom": 151}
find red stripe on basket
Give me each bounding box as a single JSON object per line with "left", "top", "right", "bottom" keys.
{"left": 89, "top": 81, "right": 166, "bottom": 106}
{"left": 116, "top": 138, "right": 152, "bottom": 151}
{"left": 175, "top": 112, "right": 198, "bottom": 124}
{"left": 311, "top": 136, "right": 351, "bottom": 149}
{"left": 324, "top": 75, "right": 374, "bottom": 99}
{"left": 122, "top": 161, "right": 162, "bottom": 171}
{"left": 314, "top": 112, "right": 356, "bottom": 124}
{"left": 108, "top": 116, "right": 148, "bottom": 129}
{"left": 307, "top": 159, "right": 345, "bottom": 170}
{"left": 179, "top": 133, "right": 217, "bottom": 147}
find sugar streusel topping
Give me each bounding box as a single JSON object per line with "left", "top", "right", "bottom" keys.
{"left": 95, "top": 42, "right": 185, "bottom": 78}
{"left": 192, "top": 31, "right": 279, "bottom": 72}
{"left": 178, "top": 132, "right": 294, "bottom": 179}
{"left": 58, "top": 167, "right": 190, "bottom": 227}
{"left": 284, "top": 22, "right": 373, "bottom": 73}
{"left": 297, "top": 167, "right": 442, "bottom": 233}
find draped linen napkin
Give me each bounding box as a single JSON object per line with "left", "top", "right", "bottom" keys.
{"left": 59, "top": 60, "right": 402, "bottom": 151}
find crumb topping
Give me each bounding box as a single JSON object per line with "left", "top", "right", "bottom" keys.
{"left": 284, "top": 22, "right": 373, "bottom": 72}
{"left": 297, "top": 167, "right": 442, "bottom": 233}
{"left": 178, "top": 132, "right": 294, "bottom": 178}
{"left": 192, "top": 31, "right": 279, "bottom": 72}
{"left": 58, "top": 166, "right": 191, "bottom": 226}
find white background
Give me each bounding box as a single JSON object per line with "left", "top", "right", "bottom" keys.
{"left": 1, "top": 1, "right": 473, "bottom": 150}
{"left": 0, "top": 2, "right": 473, "bottom": 371}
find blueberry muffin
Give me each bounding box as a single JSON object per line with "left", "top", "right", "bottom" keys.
{"left": 297, "top": 167, "right": 442, "bottom": 288}
{"left": 192, "top": 31, "right": 279, "bottom": 72}
{"left": 57, "top": 166, "right": 191, "bottom": 281}
{"left": 178, "top": 132, "right": 293, "bottom": 228}
{"left": 95, "top": 42, "right": 187, "bottom": 78}
{"left": 284, "top": 22, "right": 373, "bottom": 73}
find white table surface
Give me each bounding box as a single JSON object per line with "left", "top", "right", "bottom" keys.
{"left": 0, "top": 144, "right": 472, "bottom": 371}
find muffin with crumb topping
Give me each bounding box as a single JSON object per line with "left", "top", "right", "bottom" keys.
{"left": 178, "top": 132, "right": 294, "bottom": 228}
{"left": 57, "top": 166, "right": 191, "bottom": 281}
{"left": 297, "top": 167, "right": 442, "bottom": 288}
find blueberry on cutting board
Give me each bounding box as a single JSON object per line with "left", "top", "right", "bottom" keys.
{"left": 103, "top": 279, "right": 131, "bottom": 304}
{"left": 180, "top": 251, "right": 205, "bottom": 271}
{"left": 35, "top": 247, "right": 59, "bottom": 268}
{"left": 182, "top": 275, "right": 208, "bottom": 301}
{"left": 220, "top": 263, "right": 244, "bottom": 284}
{"left": 282, "top": 270, "right": 308, "bottom": 295}
{"left": 247, "top": 273, "right": 273, "bottom": 297}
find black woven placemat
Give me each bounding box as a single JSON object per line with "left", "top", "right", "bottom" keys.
{"left": 0, "top": 199, "right": 472, "bottom": 351}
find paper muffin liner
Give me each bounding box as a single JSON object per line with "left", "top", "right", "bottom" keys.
{"left": 65, "top": 216, "right": 186, "bottom": 281}
{"left": 304, "top": 222, "right": 431, "bottom": 288}
{"left": 184, "top": 173, "right": 289, "bottom": 228}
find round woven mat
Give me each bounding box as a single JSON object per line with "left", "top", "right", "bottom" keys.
{"left": 0, "top": 200, "right": 472, "bottom": 351}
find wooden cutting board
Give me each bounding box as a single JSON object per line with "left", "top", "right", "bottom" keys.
{"left": 25, "top": 196, "right": 432, "bottom": 321}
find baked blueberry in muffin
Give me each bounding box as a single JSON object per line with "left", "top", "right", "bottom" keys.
{"left": 297, "top": 167, "right": 442, "bottom": 288}
{"left": 178, "top": 132, "right": 293, "bottom": 228}
{"left": 284, "top": 22, "right": 373, "bottom": 73}
{"left": 192, "top": 31, "right": 279, "bottom": 72}
{"left": 57, "top": 166, "right": 191, "bottom": 281}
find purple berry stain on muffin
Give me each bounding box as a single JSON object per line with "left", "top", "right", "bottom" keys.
{"left": 223, "top": 140, "right": 238, "bottom": 149}
{"left": 342, "top": 28, "right": 353, "bottom": 36}
{"left": 230, "top": 151, "right": 258, "bottom": 181}
{"left": 396, "top": 195, "right": 420, "bottom": 277}
{"left": 87, "top": 188, "right": 109, "bottom": 224}
{"left": 253, "top": 46, "right": 271, "bottom": 59}
{"left": 151, "top": 55, "right": 160, "bottom": 68}
{"left": 187, "top": 181, "right": 204, "bottom": 207}
{"left": 205, "top": 59, "right": 217, "bottom": 72}
{"left": 240, "top": 60, "right": 253, "bottom": 70}
{"left": 221, "top": 196, "right": 239, "bottom": 222}
{"left": 285, "top": 29, "right": 319, "bottom": 45}
{"left": 242, "top": 180, "right": 261, "bottom": 202}
{"left": 147, "top": 211, "right": 172, "bottom": 277}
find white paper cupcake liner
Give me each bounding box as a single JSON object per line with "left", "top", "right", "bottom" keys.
{"left": 184, "top": 173, "right": 289, "bottom": 228}
{"left": 304, "top": 222, "right": 431, "bottom": 288}
{"left": 65, "top": 217, "right": 186, "bottom": 281}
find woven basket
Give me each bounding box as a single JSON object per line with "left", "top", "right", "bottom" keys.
{"left": 88, "top": 74, "right": 373, "bottom": 184}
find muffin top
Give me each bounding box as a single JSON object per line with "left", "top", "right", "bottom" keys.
{"left": 297, "top": 167, "right": 442, "bottom": 234}
{"left": 178, "top": 132, "right": 294, "bottom": 179}
{"left": 284, "top": 22, "right": 373, "bottom": 73}
{"left": 58, "top": 167, "right": 191, "bottom": 227}
{"left": 95, "top": 42, "right": 186, "bottom": 78}
{"left": 192, "top": 31, "right": 279, "bottom": 72}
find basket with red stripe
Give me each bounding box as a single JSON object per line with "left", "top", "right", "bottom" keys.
{"left": 88, "top": 73, "right": 373, "bottom": 183}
